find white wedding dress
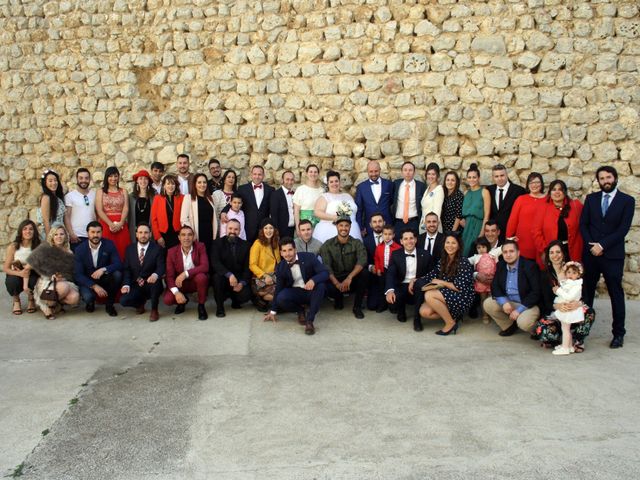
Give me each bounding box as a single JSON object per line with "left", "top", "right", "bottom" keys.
{"left": 312, "top": 192, "right": 362, "bottom": 243}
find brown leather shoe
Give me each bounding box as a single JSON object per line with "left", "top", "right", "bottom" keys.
{"left": 305, "top": 322, "right": 315, "bottom": 335}
{"left": 149, "top": 309, "right": 159, "bottom": 322}
{"left": 297, "top": 311, "right": 306, "bottom": 325}
{"left": 136, "top": 304, "right": 146, "bottom": 315}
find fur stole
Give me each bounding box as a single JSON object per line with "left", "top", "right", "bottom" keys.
{"left": 27, "top": 244, "right": 75, "bottom": 279}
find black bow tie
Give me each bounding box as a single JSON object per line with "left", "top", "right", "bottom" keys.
{"left": 288, "top": 260, "right": 299, "bottom": 267}
{"left": 405, "top": 253, "right": 415, "bottom": 258}
{"left": 370, "top": 180, "right": 379, "bottom": 185}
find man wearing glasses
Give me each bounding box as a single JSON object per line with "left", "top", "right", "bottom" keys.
{"left": 64, "top": 167, "right": 96, "bottom": 252}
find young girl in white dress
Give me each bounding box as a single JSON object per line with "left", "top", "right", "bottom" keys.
{"left": 552, "top": 261, "right": 585, "bottom": 356}
{"left": 312, "top": 170, "right": 362, "bottom": 243}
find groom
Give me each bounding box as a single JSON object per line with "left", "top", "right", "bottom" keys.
{"left": 355, "top": 160, "right": 394, "bottom": 238}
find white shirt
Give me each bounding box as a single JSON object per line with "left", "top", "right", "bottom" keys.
{"left": 402, "top": 249, "right": 417, "bottom": 284}
{"left": 152, "top": 182, "right": 162, "bottom": 195}
{"left": 170, "top": 246, "right": 194, "bottom": 294}
{"left": 90, "top": 241, "right": 102, "bottom": 269}
{"left": 137, "top": 242, "right": 149, "bottom": 261}
{"left": 495, "top": 181, "right": 511, "bottom": 210}
{"left": 253, "top": 183, "right": 264, "bottom": 208}
{"left": 383, "top": 242, "right": 393, "bottom": 269}
{"left": 374, "top": 233, "right": 383, "bottom": 246}
{"left": 424, "top": 234, "right": 437, "bottom": 255}
{"left": 282, "top": 186, "right": 295, "bottom": 227}
{"left": 602, "top": 188, "right": 617, "bottom": 212}
{"left": 290, "top": 256, "right": 305, "bottom": 288}
{"left": 64, "top": 189, "right": 96, "bottom": 238}
{"left": 178, "top": 175, "right": 190, "bottom": 196}
{"left": 395, "top": 179, "right": 418, "bottom": 219}
{"left": 370, "top": 179, "right": 381, "bottom": 203}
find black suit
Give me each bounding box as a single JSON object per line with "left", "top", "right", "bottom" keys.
{"left": 120, "top": 241, "right": 165, "bottom": 309}
{"left": 580, "top": 189, "right": 635, "bottom": 337}
{"left": 385, "top": 249, "right": 431, "bottom": 320}
{"left": 417, "top": 232, "right": 444, "bottom": 270}
{"left": 224, "top": 182, "right": 274, "bottom": 243}
{"left": 486, "top": 183, "right": 526, "bottom": 240}
{"left": 391, "top": 179, "right": 427, "bottom": 238}
{"left": 363, "top": 233, "right": 382, "bottom": 310}
{"left": 210, "top": 236, "right": 252, "bottom": 309}
{"left": 269, "top": 187, "right": 295, "bottom": 239}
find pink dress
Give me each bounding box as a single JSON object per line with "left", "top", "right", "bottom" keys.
{"left": 474, "top": 253, "right": 496, "bottom": 294}
{"left": 100, "top": 189, "right": 130, "bottom": 260}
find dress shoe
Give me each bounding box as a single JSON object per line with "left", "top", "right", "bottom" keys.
{"left": 136, "top": 304, "right": 146, "bottom": 315}
{"left": 397, "top": 312, "right": 407, "bottom": 323}
{"left": 389, "top": 305, "right": 397, "bottom": 314}
{"left": 334, "top": 296, "right": 344, "bottom": 310}
{"left": 468, "top": 304, "right": 478, "bottom": 319}
{"left": 149, "top": 309, "right": 159, "bottom": 322}
{"left": 435, "top": 323, "right": 459, "bottom": 336}
{"left": 231, "top": 301, "right": 242, "bottom": 309}
{"left": 216, "top": 308, "right": 226, "bottom": 318}
{"left": 413, "top": 318, "right": 423, "bottom": 332}
{"left": 498, "top": 321, "right": 519, "bottom": 337}
{"left": 610, "top": 336, "right": 624, "bottom": 349}
{"left": 85, "top": 302, "right": 95, "bottom": 313}
{"left": 198, "top": 304, "right": 208, "bottom": 321}
{"left": 353, "top": 308, "right": 364, "bottom": 319}
{"left": 297, "top": 311, "right": 306, "bottom": 326}
{"left": 305, "top": 322, "right": 315, "bottom": 335}
{"left": 376, "top": 304, "right": 388, "bottom": 313}
{"left": 175, "top": 304, "right": 186, "bottom": 315}
{"left": 106, "top": 304, "right": 117, "bottom": 317}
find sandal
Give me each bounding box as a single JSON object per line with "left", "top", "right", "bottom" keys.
{"left": 26, "top": 296, "right": 37, "bottom": 314}
{"left": 573, "top": 342, "right": 584, "bottom": 353}
{"left": 12, "top": 299, "right": 22, "bottom": 315}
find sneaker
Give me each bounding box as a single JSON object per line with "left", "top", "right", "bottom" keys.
{"left": 552, "top": 347, "right": 573, "bottom": 356}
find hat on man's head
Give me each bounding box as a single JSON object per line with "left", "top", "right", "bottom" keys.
{"left": 334, "top": 215, "right": 352, "bottom": 225}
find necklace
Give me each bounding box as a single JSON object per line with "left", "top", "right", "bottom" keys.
{"left": 136, "top": 197, "right": 150, "bottom": 215}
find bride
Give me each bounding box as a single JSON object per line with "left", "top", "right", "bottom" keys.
{"left": 312, "top": 170, "right": 362, "bottom": 243}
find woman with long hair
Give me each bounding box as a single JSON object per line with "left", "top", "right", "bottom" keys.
{"left": 95, "top": 166, "right": 130, "bottom": 259}
{"left": 440, "top": 171, "right": 464, "bottom": 233}
{"left": 3, "top": 220, "right": 40, "bottom": 315}
{"left": 212, "top": 169, "right": 238, "bottom": 224}
{"left": 293, "top": 163, "right": 324, "bottom": 232}
{"left": 128, "top": 169, "right": 155, "bottom": 243}
{"left": 249, "top": 218, "right": 281, "bottom": 310}
{"left": 419, "top": 162, "right": 445, "bottom": 233}
{"left": 460, "top": 163, "right": 490, "bottom": 257}
{"left": 532, "top": 179, "right": 583, "bottom": 269}
{"left": 505, "top": 172, "right": 546, "bottom": 261}
{"left": 150, "top": 174, "right": 184, "bottom": 250}
{"left": 180, "top": 173, "right": 218, "bottom": 253}
{"left": 28, "top": 224, "right": 80, "bottom": 319}
{"left": 417, "top": 233, "right": 474, "bottom": 335}
{"left": 312, "top": 170, "right": 361, "bottom": 243}
{"left": 37, "top": 169, "right": 66, "bottom": 239}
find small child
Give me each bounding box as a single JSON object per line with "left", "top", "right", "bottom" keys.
{"left": 552, "top": 261, "right": 585, "bottom": 356}
{"left": 220, "top": 194, "right": 247, "bottom": 240}
{"left": 374, "top": 225, "right": 401, "bottom": 312}
{"left": 468, "top": 238, "right": 501, "bottom": 324}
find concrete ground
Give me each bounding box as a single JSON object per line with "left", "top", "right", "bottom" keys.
{"left": 1, "top": 279, "right": 639, "bottom": 479}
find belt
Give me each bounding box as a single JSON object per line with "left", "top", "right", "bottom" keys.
{"left": 396, "top": 217, "right": 418, "bottom": 223}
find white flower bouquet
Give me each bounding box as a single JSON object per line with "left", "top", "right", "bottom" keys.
{"left": 336, "top": 201, "right": 353, "bottom": 217}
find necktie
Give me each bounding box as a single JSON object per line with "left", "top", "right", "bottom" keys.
{"left": 602, "top": 193, "right": 610, "bottom": 216}
{"left": 403, "top": 183, "right": 410, "bottom": 223}
{"left": 405, "top": 253, "right": 415, "bottom": 258}
{"left": 375, "top": 234, "right": 382, "bottom": 245}
{"left": 139, "top": 247, "right": 145, "bottom": 265}
{"left": 253, "top": 184, "right": 262, "bottom": 190}
{"left": 287, "top": 190, "right": 294, "bottom": 195}
{"left": 370, "top": 179, "right": 379, "bottom": 185}
{"left": 427, "top": 237, "right": 433, "bottom": 255}
{"left": 498, "top": 188, "right": 504, "bottom": 210}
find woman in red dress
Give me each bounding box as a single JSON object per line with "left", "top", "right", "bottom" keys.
{"left": 95, "top": 166, "right": 130, "bottom": 260}
{"left": 505, "top": 172, "right": 546, "bottom": 261}
{"left": 532, "top": 179, "right": 583, "bottom": 270}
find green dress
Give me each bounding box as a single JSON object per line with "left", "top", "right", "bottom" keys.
{"left": 461, "top": 188, "right": 485, "bottom": 257}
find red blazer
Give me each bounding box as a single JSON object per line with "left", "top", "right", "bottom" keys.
{"left": 151, "top": 194, "right": 184, "bottom": 241}
{"left": 165, "top": 241, "right": 209, "bottom": 290}
{"left": 532, "top": 198, "right": 584, "bottom": 269}
{"left": 374, "top": 241, "right": 401, "bottom": 273}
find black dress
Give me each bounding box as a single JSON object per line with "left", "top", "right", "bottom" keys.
{"left": 197, "top": 196, "right": 214, "bottom": 252}
{"left": 441, "top": 190, "right": 464, "bottom": 233}
{"left": 162, "top": 196, "right": 179, "bottom": 250}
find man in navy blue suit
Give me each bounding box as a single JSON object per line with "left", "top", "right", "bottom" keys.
{"left": 391, "top": 161, "right": 426, "bottom": 240}
{"left": 74, "top": 221, "right": 123, "bottom": 316}
{"left": 580, "top": 166, "right": 635, "bottom": 349}
{"left": 264, "top": 237, "right": 329, "bottom": 335}
{"left": 362, "top": 212, "right": 385, "bottom": 311}
{"left": 120, "top": 223, "right": 165, "bottom": 322}
{"left": 355, "top": 160, "right": 394, "bottom": 237}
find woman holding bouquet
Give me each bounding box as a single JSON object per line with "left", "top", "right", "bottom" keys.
{"left": 312, "top": 170, "right": 362, "bottom": 243}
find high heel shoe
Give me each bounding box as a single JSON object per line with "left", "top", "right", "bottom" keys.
{"left": 435, "top": 323, "right": 459, "bottom": 336}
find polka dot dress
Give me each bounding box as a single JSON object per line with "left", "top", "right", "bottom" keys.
{"left": 422, "top": 259, "right": 475, "bottom": 321}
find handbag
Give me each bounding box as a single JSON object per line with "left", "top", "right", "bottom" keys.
{"left": 40, "top": 277, "right": 58, "bottom": 303}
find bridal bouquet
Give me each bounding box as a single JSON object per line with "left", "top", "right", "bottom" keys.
{"left": 336, "top": 201, "right": 353, "bottom": 217}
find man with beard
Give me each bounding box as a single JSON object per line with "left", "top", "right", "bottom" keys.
{"left": 150, "top": 161, "right": 165, "bottom": 195}
{"left": 64, "top": 168, "right": 96, "bottom": 252}
{"left": 120, "top": 223, "right": 165, "bottom": 322}
{"left": 486, "top": 164, "right": 525, "bottom": 242}
{"left": 207, "top": 158, "right": 223, "bottom": 194}
{"left": 363, "top": 212, "right": 385, "bottom": 311}
{"left": 175, "top": 153, "right": 194, "bottom": 196}
{"left": 580, "top": 166, "right": 635, "bottom": 349}
{"left": 210, "top": 219, "right": 252, "bottom": 317}
{"left": 74, "top": 221, "right": 123, "bottom": 316}
{"left": 355, "top": 160, "right": 394, "bottom": 237}
{"left": 319, "top": 216, "right": 369, "bottom": 319}
{"left": 294, "top": 219, "right": 322, "bottom": 256}
{"left": 417, "top": 212, "right": 445, "bottom": 263}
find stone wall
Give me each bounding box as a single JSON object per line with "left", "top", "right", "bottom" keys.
{"left": 0, "top": 0, "right": 639, "bottom": 294}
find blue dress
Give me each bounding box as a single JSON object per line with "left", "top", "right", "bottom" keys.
{"left": 420, "top": 259, "right": 474, "bottom": 321}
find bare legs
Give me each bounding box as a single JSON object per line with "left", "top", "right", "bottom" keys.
{"left": 419, "top": 290, "right": 456, "bottom": 331}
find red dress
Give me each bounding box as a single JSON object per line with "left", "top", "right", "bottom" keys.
{"left": 532, "top": 198, "right": 583, "bottom": 269}
{"left": 100, "top": 189, "right": 130, "bottom": 260}
{"left": 505, "top": 194, "right": 545, "bottom": 261}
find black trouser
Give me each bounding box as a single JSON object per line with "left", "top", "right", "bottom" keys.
{"left": 120, "top": 281, "right": 163, "bottom": 309}
{"left": 327, "top": 270, "right": 369, "bottom": 309}
{"left": 212, "top": 273, "right": 252, "bottom": 309}
{"left": 5, "top": 272, "right": 38, "bottom": 296}
{"left": 79, "top": 271, "right": 122, "bottom": 306}
{"left": 394, "top": 217, "right": 419, "bottom": 241}
{"left": 583, "top": 255, "right": 626, "bottom": 337}
{"left": 275, "top": 283, "right": 326, "bottom": 324}
{"left": 394, "top": 282, "right": 421, "bottom": 320}
{"left": 367, "top": 271, "right": 384, "bottom": 310}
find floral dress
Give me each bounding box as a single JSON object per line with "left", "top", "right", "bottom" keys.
{"left": 36, "top": 199, "right": 66, "bottom": 239}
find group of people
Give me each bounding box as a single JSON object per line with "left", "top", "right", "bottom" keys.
{"left": 3, "top": 156, "right": 634, "bottom": 352}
